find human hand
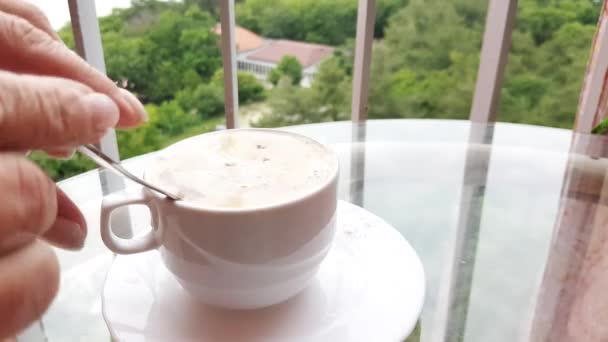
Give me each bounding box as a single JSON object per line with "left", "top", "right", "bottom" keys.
{"left": 0, "top": 0, "right": 147, "bottom": 339}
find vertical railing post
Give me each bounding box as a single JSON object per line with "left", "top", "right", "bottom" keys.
{"left": 469, "top": 0, "right": 517, "bottom": 123}
{"left": 349, "top": 131, "right": 367, "bottom": 207}
{"left": 68, "top": 0, "right": 131, "bottom": 238}
{"left": 434, "top": 0, "right": 518, "bottom": 331}
{"left": 219, "top": 0, "right": 239, "bottom": 129}
{"left": 349, "top": 0, "right": 375, "bottom": 206}
{"left": 350, "top": 0, "right": 376, "bottom": 123}
{"left": 574, "top": 1, "right": 608, "bottom": 133}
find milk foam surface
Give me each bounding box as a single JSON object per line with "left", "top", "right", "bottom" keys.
{"left": 147, "top": 130, "right": 336, "bottom": 208}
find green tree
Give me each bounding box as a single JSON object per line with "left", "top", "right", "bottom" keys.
{"left": 251, "top": 0, "right": 601, "bottom": 129}
{"left": 236, "top": 72, "right": 266, "bottom": 103}
{"left": 175, "top": 83, "right": 225, "bottom": 119}
{"left": 333, "top": 39, "right": 355, "bottom": 76}
{"left": 59, "top": 1, "right": 224, "bottom": 103}
{"left": 116, "top": 104, "right": 165, "bottom": 158}
{"left": 102, "top": 32, "right": 145, "bottom": 92}
{"left": 252, "top": 77, "right": 319, "bottom": 127}
{"left": 365, "top": 0, "right": 483, "bottom": 119}
{"left": 269, "top": 56, "right": 303, "bottom": 85}
{"left": 382, "top": 0, "right": 481, "bottom": 72}
{"left": 311, "top": 58, "right": 351, "bottom": 121}
{"left": 254, "top": 57, "right": 351, "bottom": 127}
{"left": 134, "top": 5, "right": 221, "bottom": 103}
{"left": 212, "top": 70, "right": 266, "bottom": 104}
{"left": 183, "top": 0, "right": 219, "bottom": 15}
{"left": 237, "top": 0, "right": 409, "bottom": 46}
{"left": 523, "top": 22, "right": 596, "bottom": 127}
{"left": 521, "top": 7, "right": 576, "bottom": 44}
{"left": 28, "top": 152, "right": 95, "bottom": 181}
{"left": 520, "top": 0, "right": 599, "bottom": 44}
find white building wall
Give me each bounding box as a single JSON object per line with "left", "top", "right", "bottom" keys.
{"left": 236, "top": 57, "right": 322, "bottom": 88}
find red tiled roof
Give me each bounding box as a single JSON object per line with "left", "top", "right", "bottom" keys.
{"left": 213, "top": 24, "right": 265, "bottom": 52}
{"left": 246, "top": 40, "right": 334, "bottom": 67}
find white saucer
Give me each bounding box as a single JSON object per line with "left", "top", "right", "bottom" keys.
{"left": 102, "top": 201, "right": 425, "bottom": 342}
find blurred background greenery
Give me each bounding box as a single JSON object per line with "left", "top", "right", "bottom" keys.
{"left": 32, "top": 0, "right": 602, "bottom": 181}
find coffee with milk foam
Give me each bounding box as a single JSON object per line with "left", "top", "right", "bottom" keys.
{"left": 147, "top": 130, "right": 336, "bottom": 209}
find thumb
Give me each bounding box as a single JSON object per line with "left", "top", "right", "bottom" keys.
{"left": 0, "top": 70, "right": 120, "bottom": 150}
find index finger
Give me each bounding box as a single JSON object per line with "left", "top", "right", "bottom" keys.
{"left": 0, "top": 0, "right": 60, "bottom": 40}
{"left": 0, "top": 11, "right": 147, "bottom": 127}
{"left": 0, "top": 71, "right": 119, "bottom": 150}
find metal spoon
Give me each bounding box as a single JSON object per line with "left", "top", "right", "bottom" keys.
{"left": 77, "top": 144, "right": 181, "bottom": 200}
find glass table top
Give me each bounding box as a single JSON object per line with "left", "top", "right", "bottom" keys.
{"left": 26, "top": 119, "right": 608, "bottom": 342}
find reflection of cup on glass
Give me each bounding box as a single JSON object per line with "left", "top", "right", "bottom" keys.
{"left": 100, "top": 129, "right": 339, "bottom": 309}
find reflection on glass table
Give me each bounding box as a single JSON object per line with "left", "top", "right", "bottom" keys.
{"left": 28, "top": 119, "right": 608, "bottom": 342}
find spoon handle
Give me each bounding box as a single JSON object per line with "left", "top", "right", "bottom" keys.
{"left": 77, "top": 144, "right": 181, "bottom": 200}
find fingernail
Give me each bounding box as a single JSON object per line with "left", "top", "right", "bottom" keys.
{"left": 79, "top": 93, "right": 120, "bottom": 132}
{"left": 119, "top": 88, "right": 148, "bottom": 123}
{"left": 49, "top": 217, "right": 86, "bottom": 250}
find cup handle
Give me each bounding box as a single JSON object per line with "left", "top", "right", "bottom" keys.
{"left": 100, "top": 189, "right": 162, "bottom": 254}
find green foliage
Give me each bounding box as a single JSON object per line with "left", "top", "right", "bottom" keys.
{"left": 269, "top": 56, "right": 303, "bottom": 85}
{"left": 355, "top": 0, "right": 486, "bottom": 120}
{"left": 212, "top": 70, "right": 266, "bottom": 104}
{"left": 253, "top": 78, "right": 318, "bottom": 127}
{"left": 383, "top": 0, "right": 482, "bottom": 71}
{"left": 370, "top": 0, "right": 600, "bottom": 127}
{"left": 134, "top": 6, "right": 221, "bottom": 103}
{"left": 332, "top": 39, "right": 355, "bottom": 76}
{"left": 101, "top": 32, "right": 145, "bottom": 92}
{"left": 236, "top": 72, "right": 266, "bottom": 103}
{"left": 237, "top": 0, "right": 408, "bottom": 45}
{"left": 311, "top": 58, "right": 351, "bottom": 121}
{"left": 176, "top": 83, "right": 225, "bottom": 119}
{"left": 183, "top": 0, "right": 219, "bottom": 15}
{"left": 116, "top": 104, "right": 164, "bottom": 159}
{"left": 252, "top": 0, "right": 600, "bottom": 130}
{"left": 520, "top": 0, "right": 598, "bottom": 44}
{"left": 121, "top": 97, "right": 220, "bottom": 149}
{"left": 57, "top": 26, "right": 75, "bottom": 50}
{"left": 521, "top": 7, "right": 576, "bottom": 44}
{"left": 60, "top": 2, "right": 222, "bottom": 103}
{"left": 28, "top": 152, "right": 95, "bottom": 181}
{"left": 592, "top": 116, "right": 608, "bottom": 135}
{"left": 155, "top": 100, "right": 199, "bottom": 136}
{"left": 255, "top": 58, "right": 350, "bottom": 126}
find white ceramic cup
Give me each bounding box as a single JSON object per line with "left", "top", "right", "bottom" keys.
{"left": 100, "top": 129, "right": 339, "bottom": 309}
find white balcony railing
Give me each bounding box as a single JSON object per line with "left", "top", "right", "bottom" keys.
{"left": 65, "top": 0, "right": 519, "bottom": 182}
{"left": 67, "top": 0, "right": 518, "bottom": 167}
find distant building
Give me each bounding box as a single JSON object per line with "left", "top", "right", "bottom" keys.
{"left": 213, "top": 25, "right": 334, "bottom": 87}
